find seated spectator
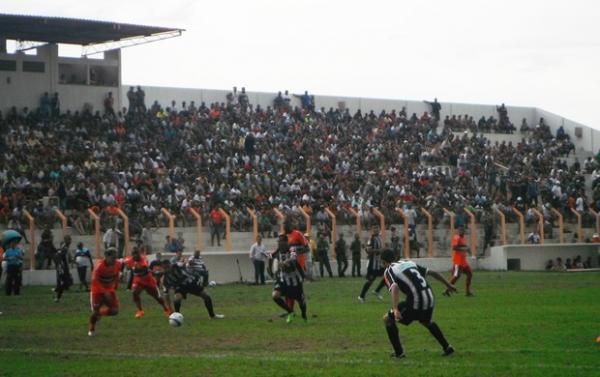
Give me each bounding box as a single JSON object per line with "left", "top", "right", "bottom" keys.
{"left": 565, "top": 258, "right": 572, "bottom": 269}
{"left": 527, "top": 230, "right": 541, "bottom": 244}
{"left": 551, "top": 257, "right": 566, "bottom": 272}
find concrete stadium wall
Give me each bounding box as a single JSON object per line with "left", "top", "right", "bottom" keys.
{"left": 482, "top": 244, "right": 600, "bottom": 271}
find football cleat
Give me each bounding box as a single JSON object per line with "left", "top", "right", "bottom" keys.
{"left": 286, "top": 312, "right": 295, "bottom": 324}
{"left": 135, "top": 310, "right": 145, "bottom": 318}
{"left": 358, "top": 296, "right": 365, "bottom": 303}
{"left": 212, "top": 314, "right": 225, "bottom": 319}
{"left": 442, "top": 346, "right": 455, "bottom": 356}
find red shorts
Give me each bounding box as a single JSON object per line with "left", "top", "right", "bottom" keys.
{"left": 90, "top": 291, "right": 119, "bottom": 312}
{"left": 452, "top": 263, "right": 472, "bottom": 277}
{"left": 132, "top": 280, "right": 160, "bottom": 297}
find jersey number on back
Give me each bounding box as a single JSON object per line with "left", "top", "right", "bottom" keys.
{"left": 408, "top": 269, "right": 427, "bottom": 288}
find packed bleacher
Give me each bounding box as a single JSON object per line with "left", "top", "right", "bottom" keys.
{"left": 1, "top": 87, "right": 599, "bottom": 254}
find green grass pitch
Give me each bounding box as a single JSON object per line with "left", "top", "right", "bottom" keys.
{"left": 0, "top": 272, "right": 599, "bottom": 377}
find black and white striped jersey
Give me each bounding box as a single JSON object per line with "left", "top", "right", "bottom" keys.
{"left": 384, "top": 260, "right": 435, "bottom": 311}
{"left": 367, "top": 234, "right": 382, "bottom": 270}
{"left": 273, "top": 249, "right": 304, "bottom": 287}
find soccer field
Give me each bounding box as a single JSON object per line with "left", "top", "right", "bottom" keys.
{"left": 0, "top": 272, "right": 599, "bottom": 377}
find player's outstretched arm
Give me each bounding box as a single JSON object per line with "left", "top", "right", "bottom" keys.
{"left": 427, "top": 270, "right": 457, "bottom": 293}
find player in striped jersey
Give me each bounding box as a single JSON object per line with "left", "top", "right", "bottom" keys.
{"left": 358, "top": 227, "right": 386, "bottom": 302}
{"left": 270, "top": 234, "right": 307, "bottom": 323}
{"left": 381, "top": 250, "right": 456, "bottom": 358}
{"left": 160, "top": 259, "right": 224, "bottom": 319}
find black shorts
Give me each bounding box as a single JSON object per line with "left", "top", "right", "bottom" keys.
{"left": 175, "top": 283, "right": 204, "bottom": 299}
{"left": 392, "top": 301, "right": 433, "bottom": 326}
{"left": 274, "top": 281, "right": 304, "bottom": 301}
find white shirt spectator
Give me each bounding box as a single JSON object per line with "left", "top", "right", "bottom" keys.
{"left": 249, "top": 242, "right": 268, "bottom": 262}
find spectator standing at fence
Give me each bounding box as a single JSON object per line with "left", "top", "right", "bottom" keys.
{"left": 335, "top": 233, "right": 348, "bottom": 277}
{"left": 350, "top": 234, "right": 362, "bottom": 277}
{"left": 316, "top": 233, "right": 333, "bottom": 278}
{"left": 424, "top": 98, "right": 442, "bottom": 121}
{"left": 3, "top": 230, "right": 24, "bottom": 296}
{"left": 249, "top": 235, "right": 268, "bottom": 285}
{"left": 209, "top": 207, "right": 223, "bottom": 247}
{"left": 103, "top": 226, "right": 121, "bottom": 250}
{"left": 74, "top": 242, "right": 93, "bottom": 291}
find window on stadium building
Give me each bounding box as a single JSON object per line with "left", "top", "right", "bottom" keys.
{"left": 0, "top": 59, "right": 17, "bottom": 71}
{"left": 22, "top": 61, "right": 45, "bottom": 73}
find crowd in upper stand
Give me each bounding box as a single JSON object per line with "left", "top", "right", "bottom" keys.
{"left": 1, "top": 87, "right": 599, "bottom": 248}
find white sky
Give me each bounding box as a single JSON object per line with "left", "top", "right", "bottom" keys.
{"left": 2, "top": 0, "right": 599, "bottom": 128}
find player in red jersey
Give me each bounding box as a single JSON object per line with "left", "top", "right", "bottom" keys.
{"left": 444, "top": 226, "right": 474, "bottom": 296}
{"left": 124, "top": 248, "right": 172, "bottom": 318}
{"left": 88, "top": 247, "right": 122, "bottom": 336}
{"left": 284, "top": 219, "right": 308, "bottom": 313}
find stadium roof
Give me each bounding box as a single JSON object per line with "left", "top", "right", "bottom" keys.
{"left": 0, "top": 13, "right": 184, "bottom": 46}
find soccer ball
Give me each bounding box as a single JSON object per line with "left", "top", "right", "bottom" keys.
{"left": 169, "top": 312, "right": 184, "bottom": 327}
{"left": 208, "top": 280, "right": 217, "bottom": 287}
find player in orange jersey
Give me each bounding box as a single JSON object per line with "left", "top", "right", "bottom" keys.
{"left": 88, "top": 247, "right": 122, "bottom": 336}
{"left": 444, "top": 226, "right": 474, "bottom": 297}
{"left": 124, "top": 248, "right": 172, "bottom": 318}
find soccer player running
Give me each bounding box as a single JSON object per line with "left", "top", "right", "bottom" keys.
{"left": 160, "top": 259, "right": 224, "bottom": 319}
{"left": 124, "top": 248, "right": 171, "bottom": 318}
{"left": 380, "top": 250, "right": 456, "bottom": 359}
{"left": 358, "top": 227, "right": 386, "bottom": 302}
{"left": 270, "top": 234, "right": 308, "bottom": 323}
{"left": 445, "top": 226, "right": 474, "bottom": 297}
{"left": 88, "top": 247, "right": 122, "bottom": 336}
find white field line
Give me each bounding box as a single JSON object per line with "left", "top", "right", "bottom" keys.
{"left": 0, "top": 348, "right": 598, "bottom": 371}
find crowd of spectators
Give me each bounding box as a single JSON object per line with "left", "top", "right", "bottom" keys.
{"left": 0, "top": 87, "right": 598, "bottom": 258}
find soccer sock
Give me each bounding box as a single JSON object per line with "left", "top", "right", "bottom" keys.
{"left": 465, "top": 272, "right": 472, "bottom": 293}
{"left": 133, "top": 292, "right": 143, "bottom": 311}
{"left": 385, "top": 314, "right": 404, "bottom": 356}
{"left": 202, "top": 295, "right": 216, "bottom": 317}
{"left": 299, "top": 300, "right": 307, "bottom": 320}
{"left": 286, "top": 297, "right": 295, "bottom": 312}
{"left": 174, "top": 300, "right": 182, "bottom": 313}
{"left": 89, "top": 314, "right": 99, "bottom": 331}
{"left": 426, "top": 322, "right": 450, "bottom": 350}
{"left": 374, "top": 279, "right": 386, "bottom": 294}
{"left": 273, "top": 297, "right": 292, "bottom": 313}
{"left": 359, "top": 278, "right": 374, "bottom": 298}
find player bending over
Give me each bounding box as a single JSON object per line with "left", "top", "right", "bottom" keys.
{"left": 124, "top": 248, "right": 172, "bottom": 318}
{"left": 88, "top": 247, "right": 122, "bottom": 337}
{"left": 161, "top": 260, "right": 224, "bottom": 320}
{"left": 270, "top": 234, "right": 307, "bottom": 323}
{"left": 380, "top": 250, "right": 456, "bottom": 359}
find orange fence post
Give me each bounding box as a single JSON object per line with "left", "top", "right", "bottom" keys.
{"left": 589, "top": 208, "right": 599, "bottom": 234}
{"left": 531, "top": 208, "right": 544, "bottom": 245}
{"left": 247, "top": 208, "right": 258, "bottom": 243}
{"left": 494, "top": 208, "right": 507, "bottom": 245}
{"left": 372, "top": 208, "right": 385, "bottom": 242}
{"left": 161, "top": 208, "right": 176, "bottom": 241}
{"left": 420, "top": 208, "right": 433, "bottom": 257}
{"left": 570, "top": 208, "right": 583, "bottom": 242}
{"left": 396, "top": 209, "right": 410, "bottom": 259}
{"left": 188, "top": 208, "right": 203, "bottom": 251}
{"left": 442, "top": 208, "right": 455, "bottom": 254}
{"left": 273, "top": 208, "right": 285, "bottom": 235}
{"left": 218, "top": 208, "right": 232, "bottom": 251}
{"left": 23, "top": 209, "right": 35, "bottom": 271}
{"left": 54, "top": 208, "right": 68, "bottom": 239}
{"left": 324, "top": 207, "right": 337, "bottom": 256}
{"left": 116, "top": 208, "right": 131, "bottom": 256}
{"left": 550, "top": 208, "right": 564, "bottom": 244}
{"left": 463, "top": 208, "right": 477, "bottom": 257}
{"left": 512, "top": 207, "right": 525, "bottom": 244}
{"left": 298, "top": 206, "right": 311, "bottom": 235}
{"left": 346, "top": 207, "right": 362, "bottom": 236}
{"left": 88, "top": 208, "right": 101, "bottom": 258}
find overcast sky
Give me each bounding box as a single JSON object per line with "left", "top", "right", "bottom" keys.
{"left": 2, "top": 0, "right": 599, "bottom": 128}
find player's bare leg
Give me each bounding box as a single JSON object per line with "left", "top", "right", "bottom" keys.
{"left": 132, "top": 287, "right": 145, "bottom": 318}
{"left": 444, "top": 267, "right": 460, "bottom": 296}
{"left": 173, "top": 293, "right": 184, "bottom": 313}
{"left": 146, "top": 286, "right": 171, "bottom": 316}
{"left": 464, "top": 269, "right": 474, "bottom": 296}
